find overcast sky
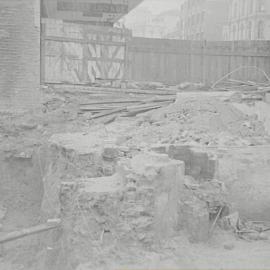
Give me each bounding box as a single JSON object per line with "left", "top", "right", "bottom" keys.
{"left": 135, "top": 0, "right": 181, "bottom": 14}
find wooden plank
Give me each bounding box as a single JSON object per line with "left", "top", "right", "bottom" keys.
{"left": 0, "top": 220, "right": 61, "bottom": 244}
{"left": 124, "top": 105, "right": 163, "bottom": 117}
{"left": 87, "top": 56, "right": 125, "bottom": 63}
{"left": 42, "top": 19, "right": 128, "bottom": 36}
{"left": 43, "top": 36, "right": 126, "bottom": 47}
{"left": 89, "top": 107, "right": 126, "bottom": 120}
{"left": 41, "top": 23, "right": 46, "bottom": 83}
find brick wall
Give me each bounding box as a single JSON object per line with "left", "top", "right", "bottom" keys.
{"left": 0, "top": 0, "right": 40, "bottom": 112}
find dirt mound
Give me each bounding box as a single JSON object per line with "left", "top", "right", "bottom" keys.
{"left": 170, "top": 96, "right": 264, "bottom": 136}
{"left": 134, "top": 94, "right": 268, "bottom": 147}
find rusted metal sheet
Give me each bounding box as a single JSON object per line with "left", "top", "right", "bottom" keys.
{"left": 42, "top": 19, "right": 129, "bottom": 84}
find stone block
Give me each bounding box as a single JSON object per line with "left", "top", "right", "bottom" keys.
{"left": 42, "top": 135, "right": 119, "bottom": 217}
{"left": 168, "top": 145, "right": 218, "bottom": 181}
{"left": 120, "top": 152, "right": 186, "bottom": 244}
{"left": 0, "top": 205, "right": 7, "bottom": 221}
{"left": 181, "top": 195, "right": 210, "bottom": 243}
{"left": 102, "top": 145, "right": 120, "bottom": 161}
{"left": 218, "top": 147, "right": 270, "bottom": 221}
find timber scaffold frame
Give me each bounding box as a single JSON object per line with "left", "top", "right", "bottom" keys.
{"left": 41, "top": 19, "right": 130, "bottom": 85}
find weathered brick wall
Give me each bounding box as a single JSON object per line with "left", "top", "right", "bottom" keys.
{"left": 0, "top": 0, "right": 40, "bottom": 112}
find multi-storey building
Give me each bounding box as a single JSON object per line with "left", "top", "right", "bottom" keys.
{"left": 224, "top": 0, "right": 270, "bottom": 40}
{"left": 43, "top": 0, "right": 143, "bottom": 25}
{"left": 179, "top": 0, "right": 229, "bottom": 41}
{"left": 124, "top": 8, "right": 180, "bottom": 39}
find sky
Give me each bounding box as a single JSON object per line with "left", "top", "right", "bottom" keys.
{"left": 134, "top": 0, "right": 181, "bottom": 14}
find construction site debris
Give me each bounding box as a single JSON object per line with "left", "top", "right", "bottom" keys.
{"left": 223, "top": 243, "right": 235, "bottom": 250}
{"left": 80, "top": 97, "right": 176, "bottom": 120}
{"left": 220, "top": 212, "right": 270, "bottom": 241}
{"left": 181, "top": 175, "right": 228, "bottom": 242}
{"left": 2, "top": 80, "right": 270, "bottom": 269}
{"left": 0, "top": 219, "right": 61, "bottom": 244}
{"left": 0, "top": 205, "right": 7, "bottom": 221}
{"left": 48, "top": 152, "right": 190, "bottom": 268}
{"left": 211, "top": 66, "right": 270, "bottom": 89}
{"left": 213, "top": 77, "right": 270, "bottom": 101}
{"left": 121, "top": 92, "right": 269, "bottom": 149}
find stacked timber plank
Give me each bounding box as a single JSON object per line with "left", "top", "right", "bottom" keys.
{"left": 48, "top": 85, "right": 178, "bottom": 121}
{"left": 46, "top": 78, "right": 270, "bottom": 123}
{"left": 213, "top": 79, "right": 270, "bottom": 92}
{"left": 77, "top": 87, "right": 177, "bottom": 120}
{"left": 212, "top": 79, "right": 270, "bottom": 102}
{"left": 80, "top": 98, "right": 175, "bottom": 119}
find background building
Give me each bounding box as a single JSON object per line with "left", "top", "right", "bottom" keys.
{"left": 42, "top": 0, "right": 143, "bottom": 25}
{"left": 179, "top": 0, "right": 229, "bottom": 41}
{"left": 123, "top": 0, "right": 181, "bottom": 39}
{"left": 124, "top": 8, "right": 180, "bottom": 39}
{"left": 224, "top": 0, "right": 270, "bottom": 40}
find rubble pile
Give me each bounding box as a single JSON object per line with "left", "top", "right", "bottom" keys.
{"left": 38, "top": 127, "right": 234, "bottom": 269}
{"left": 125, "top": 93, "right": 269, "bottom": 147}
{"left": 1, "top": 82, "right": 270, "bottom": 269}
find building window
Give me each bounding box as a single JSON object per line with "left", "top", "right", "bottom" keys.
{"left": 257, "top": 0, "right": 266, "bottom": 12}
{"left": 237, "top": 23, "right": 241, "bottom": 39}
{"left": 201, "top": 11, "right": 205, "bottom": 22}
{"left": 233, "top": 24, "right": 237, "bottom": 40}
{"left": 247, "top": 21, "right": 252, "bottom": 40}
{"left": 241, "top": 0, "right": 245, "bottom": 16}
{"left": 198, "top": 32, "right": 203, "bottom": 40}
{"left": 234, "top": 1, "right": 237, "bottom": 18}
{"left": 197, "top": 13, "right": 200, "bottom": 24}
{"left": 249, "top": 0, "right": 254, "bottom": 14}
{"left": 245, "top": 0, "right": 249, "bottom": 16}
{"left": 240, "top": 23, "right": 244, "bottom": 40}
{"left": 257, "top": 21, "right": 264, "bottom": 39}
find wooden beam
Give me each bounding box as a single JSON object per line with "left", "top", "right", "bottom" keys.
{"left": 43, "top": 36, "right": 126, "bottom": 47}
{"left": 0, "top": 219, "right": 61, "bottom": 245}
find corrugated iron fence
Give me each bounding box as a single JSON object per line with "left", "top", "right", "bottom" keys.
{"left": 41, "top": 22, "right": 270, "bottom": 86}
{"left": 127, "top": 38, "right": 270, "bottom": 85}
{"left": 41, "top": 19, "right": 130, "bottom": 84}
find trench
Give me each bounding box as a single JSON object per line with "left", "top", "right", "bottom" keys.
{"left": 2, "top": 141, "right": 270, "bottom": 269}
{"left": 0, "top": 148, "right": 45, "bottom": 266}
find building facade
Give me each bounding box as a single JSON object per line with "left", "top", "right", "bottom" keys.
{"left": 224, "top": 0, "right": 270, "bottom": 40}
{"left": 42, "top": 0, "right": 143, "bottom": 25}
{"left": 179, "top": 0, "right": 229, "bottom": 41}
{"left": 124, "top": 8, "right": 180, "bottom": 39}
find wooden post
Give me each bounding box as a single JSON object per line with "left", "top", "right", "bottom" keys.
{"left": 40, "top": 20, "right": 46, "bottom": 84}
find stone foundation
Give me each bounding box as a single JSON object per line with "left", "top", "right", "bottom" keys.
{"left": 40, "top": 134, "right": 232, "bottom": 268}
{"left": 59, "top": 153, "right": 185, "bottom": 252}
